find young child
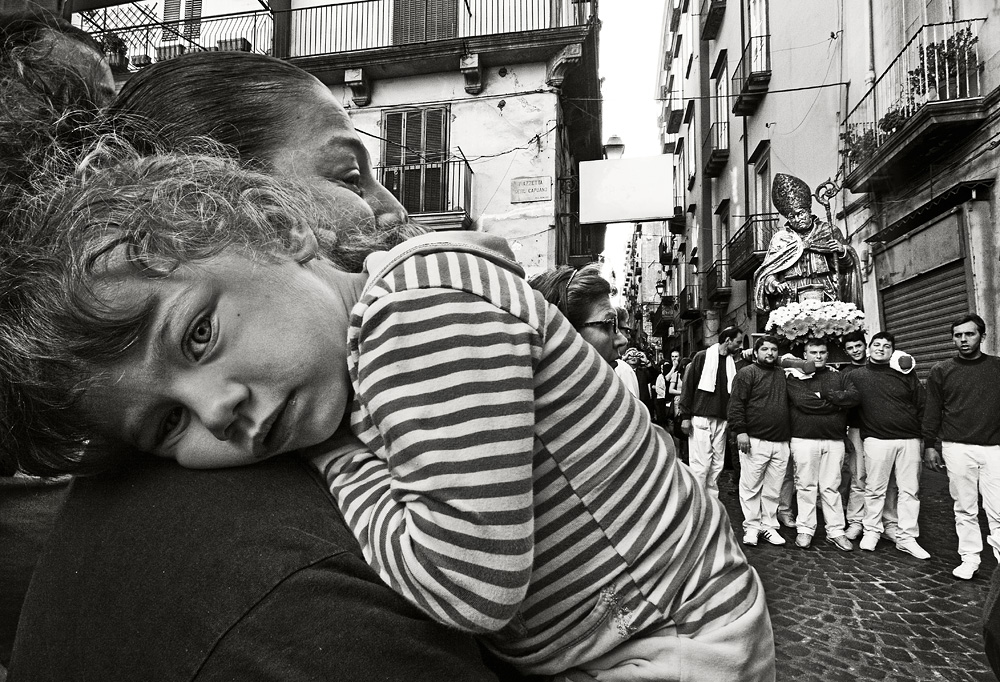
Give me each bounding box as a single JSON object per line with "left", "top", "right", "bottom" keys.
{"left": 3, "top": 152, "right": 774, "bottom": 681}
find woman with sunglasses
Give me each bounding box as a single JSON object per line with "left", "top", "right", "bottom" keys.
{"left": 528, "top": 263, "right": 628, "bottom": 365}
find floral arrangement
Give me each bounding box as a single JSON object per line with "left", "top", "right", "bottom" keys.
{"left": 765, "top": 300, "right": 866, "bottom": 345}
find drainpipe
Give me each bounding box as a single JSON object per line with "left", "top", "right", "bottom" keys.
{"left": 866, "top": 0, "right": 876, "bottom": 88}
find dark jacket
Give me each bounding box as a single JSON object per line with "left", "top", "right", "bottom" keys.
{"left": 846, "top": 361, "right": 925, "bottom": 440}
{"left": 785, "top": 367, "right": 859, "bottom": 440}
{"left": 728, "top": 362, "right": 791, "bottom": 442}
{"left": 9, "top": 457, "right": 516, "bottom": 682}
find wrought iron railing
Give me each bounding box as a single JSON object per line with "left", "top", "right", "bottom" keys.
{"left": 706, "top": 259, "right": 730, "bottom": 300}
{"left": 377, "top": 159, "right": 473, "bottom": 216}
{"left": 679, "top": 284, "right": 701, "bottom": 318}
{"left": 79, "top": 0, "right": 595, "bottom": 70}
{"left": 727, "top": 213, "right": 779, "bottom": 280}
{"left": 731, "top": 34, "right": 770, "bottom": 96}
{"left": 701, "top": 120, "right": 728, "bottom": 175}
{"left": 843, "top": 19, "right": 985, "bottom": 176}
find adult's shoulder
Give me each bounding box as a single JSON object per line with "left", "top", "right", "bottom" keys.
{"left": 10, "top": 457, "right": 509, "bottom": 682}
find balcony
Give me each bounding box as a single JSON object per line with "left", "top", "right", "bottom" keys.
{"left": 378, "top": 159, "right": 473, "bottom": 230}
{"left": 702, "top": 121, "right": 729, "bottom": 177}
{"left": 843, "top": 19, "right": 986, "bottom": 193}
{"left": 700, "top": 0, "right": 726, "bottom": 41}
{"left": 76, "top": 0, "right": 595, "bottom": 72}
{"left": 679, "top": 284, "right": 702, "bottom": 319}
{"left": 731, "top": 35, "right": 770, "bottom": 115}
{"left": 662, "top": 88, "right": 684, "bottom": 134}
{"left": 706, "top": 259, "right": 731, "bottom": 304}
{"left": 727, "top": 213, "right": 779, "bottom": 280}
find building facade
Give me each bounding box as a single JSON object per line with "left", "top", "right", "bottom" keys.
{"left": 657, "top": 0, "right": 998, "bottom": 371}
{"left": 71, "top": 0, "right": 604, "bottom": 277}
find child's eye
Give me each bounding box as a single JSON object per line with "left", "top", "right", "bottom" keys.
{"left": 186, "top": 315, "right": 213, "bottom": 360}
{"left": 157, "top": 406, "right": 185, "bottom": 446}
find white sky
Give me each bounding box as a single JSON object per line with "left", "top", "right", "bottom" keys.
{"left": 597, "top": 0, "right": 667, "bottom": 298}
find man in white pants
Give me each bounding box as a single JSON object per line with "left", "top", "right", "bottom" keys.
{"left": 728, "top": 335, "right": 790, "bottom": 547}
{"left": 845, "top": 332, "right": 929, "bottom": 559}
{"left": 679, "top": 326, "right": 744, "bottom": 497}
{"left": 784, "top": 339, "right": 859, "bottom": 550}
{"left": 924, "top": 314, "right": 1000, "bottom": 580}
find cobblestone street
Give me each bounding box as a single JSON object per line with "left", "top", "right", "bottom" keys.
{"left": 717, "top": 468, "right": 998, "bottom": 682}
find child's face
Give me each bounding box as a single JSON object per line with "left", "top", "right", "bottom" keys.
{"left": 81, "top": 252, "right": 363, "bottom": 468}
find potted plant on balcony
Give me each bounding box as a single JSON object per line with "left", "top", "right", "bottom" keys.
{"left": 877, "top": 103, "right": 911, "bottom": 135}
{"left": 841, "top": 124, "right": 877, "bottom": 166}
{"left": 907, "top": 26, "right": 979, "bottom": 102}
{"left": 100, "top": 32, "right": 128, "bottom": 74}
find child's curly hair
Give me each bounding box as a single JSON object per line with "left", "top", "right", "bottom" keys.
{"left": 1, "top": 146, "right": 377, "bottom": 476}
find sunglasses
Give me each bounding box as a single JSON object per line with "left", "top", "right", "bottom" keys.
{"left": 579, "top": 316, "right": 619, "bottom": 334}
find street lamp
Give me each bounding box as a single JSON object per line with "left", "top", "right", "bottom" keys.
{"left": 602, "top": 134, "right": 625, "bottom": 160}
{"left": 655, "top": 280, "right": 665, "bottom": 297}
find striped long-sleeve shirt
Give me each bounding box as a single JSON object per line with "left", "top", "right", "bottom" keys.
{"left": 316, "top": 234, "right": 762, "bottom": 674}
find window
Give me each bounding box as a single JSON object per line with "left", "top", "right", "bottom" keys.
{"left": 382, "top": 107, "right": 449, "bottom": 214}
{"left": 711, "top": 51, "right": 729, "bottom": 125}
{"left": 714, "top": 199, "right": 730, "bottom": 261}
{"left": 750, "top": 144, "right": 771, "bottom": 215}
{"left": 393, "top": 0, "right": 457, "bottom": 45}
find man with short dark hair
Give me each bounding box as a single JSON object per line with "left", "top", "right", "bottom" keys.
{"left": 846, "top": 332, "right": 928, "bottom": 559}
{"left": 924, "top": 313, "right": 1000, "bottom": 580}
{"left": 679, "top": 326, "right": 744, "bottom": 497}
{"left": 728, "top": 335, "right": 790, "bottom": 547}
{"left": 784, "top": 338, "right": 859, "bottom": 550}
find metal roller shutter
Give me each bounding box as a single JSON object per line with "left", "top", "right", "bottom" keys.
{"left": 881, "top": 260, "right": 969, "bottom": 382}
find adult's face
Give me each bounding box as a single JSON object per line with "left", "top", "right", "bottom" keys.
{"left": 844, "top": 340, "right": 866, "bottom": 363}
{"left": 671, "top": 350, "right": 680, "bottom": 366}
{"left": 868, "top": 337, "right": 893, "bottom": 364}
{"left": 723, "top": 334, "right": 744, "bottom": 356}
{"left": 952, "top": 321, "right": 983, "bottom": 359}
{"left": 268, "top": 80, "right": 408, "bottom": 231}
{"left": 803, "top": 343, "right": 829, "bottom": 369}
{"left": 576, "top": 298, "right": 627, "bottom": 366}
{"left": 755, "top": 341, "right": 778, "bottom": 366}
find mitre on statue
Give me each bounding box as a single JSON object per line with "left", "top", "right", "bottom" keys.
{"left": 770, "top": 173, "right": 813, "bottom": 219}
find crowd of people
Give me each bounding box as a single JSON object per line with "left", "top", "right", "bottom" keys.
{"left": 2, "top": 7, "right": 999, "bottom": 682}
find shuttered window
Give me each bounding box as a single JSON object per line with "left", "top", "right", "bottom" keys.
{"left": 392, "top": 0, "right": 458, "bottom": 45}
{"left": 881, "top": 260, "right": 970, "bottom": 381}
{"left": 382, "top": 108, "right": 449, "bottom": 214}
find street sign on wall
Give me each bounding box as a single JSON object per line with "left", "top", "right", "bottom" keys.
{"left": 579, "top": 156, "right": 673, "bottom": 223}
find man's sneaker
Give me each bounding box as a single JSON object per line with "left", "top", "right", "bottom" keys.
{"left": 826, "top": 535, "right": 853, "bottom": 552}
{"left": 953, "top": 561, "right": 979, "bottom": 580}
{"left": 742, "top": 530, "right": 759, "bottom": 546}
{"left": 760, "top": 529, "right": 786, "bottom": 546}
{"left": 844, "top": 523, "right": 863, "bottom": 541}
{"left": 883, "top": 525, "right": 898, "bottom": 542}
{"left": 859, "top": 532, "right": 880, "bottom": 551}
{"left": 778, "top": 511, "right": 796, "bottom": 528}
{"left": 896, "top": 539, "right": 931, "bottom": 560}
{"left": 795, "top": 533, "right": 812, "bottom": 548}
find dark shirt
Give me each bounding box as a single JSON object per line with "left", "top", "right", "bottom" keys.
{"left": 727, "top": 363, "right": 791, "bottom": 442}
{"left": 922, "top": 354, "right": 1000, "bottom": 447}
{"left": 785, "top": 367, "right": 859, "bottom": 440}
{"left": 9, "top": 457, "right": 517, "bottom": 682}
{"left": 846, "top": 362, "right": 925, "bottom": 440}
{"left": 678, "top": 349, "right": 733, "bottom": 420}
{"left": 839, "top": 362, "right": 866, "bottom": 428}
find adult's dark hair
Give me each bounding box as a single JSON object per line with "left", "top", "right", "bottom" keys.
{"left": 110, "top": 51, "right": 322, "bottom": 163}
{"left": 951, "top": 313, "right": 986, "bottom": 335}
{"left": 528, "top": 263, "right": 611, "bottom": 329}
{"left": 842, "top": 330, "right": 867, "bottom": 344}
{"left": 870, "top": 331, "right": 895, "bottom": 348}
{"left": 719, "top": 325, "right": 743, "bottom": 343}
{"left": 803, "top": 337, "right": 828, "bottom": 350}
{"left": 753, "top": 334, "right": 780, "bottom": 353}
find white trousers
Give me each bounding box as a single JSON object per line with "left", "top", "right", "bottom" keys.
{"left": 739, "top": 438, "right": 790, "bottom": 532}
{"left": 862, "top": 438, "right": 920, "bottom": 541}
{"left": 846, "top": 427, "right": 900, "bottom": 531}
{"left": 942, "top": 442, "right": 1000, "bottom": 565}
{"left": 791, "top": 438, "right": 846, "bottom": 538}
{"left": 689, "top": 416, "right": 728, "bottom": 498}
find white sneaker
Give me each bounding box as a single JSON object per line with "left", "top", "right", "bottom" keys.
{"left": 844, "top": 523, "right": 863, "bottom": 541}
{"left": 896, "top": 539, "right": 930, "bottom": 560}
{"left": 860, "top": 532, "right": 880, "bottom": 551}
{"left": 953, "top": 561, "right": 979, "bottom": 580}
{"left": 743, "top": 530, "right": 759, "bottom": 546}
{"left": 760, "top": 529, "right": 786, "bottom": 546}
